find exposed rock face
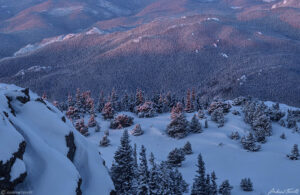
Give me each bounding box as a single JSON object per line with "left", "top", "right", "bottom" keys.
{"left": 0, "top": 84, "right": 115, "bottom": 194}
{"left": 65, "top": 132, "right": 76, "bottom": 162}
{"left": 0, "top": 141, "right": 27, "bottom": 191}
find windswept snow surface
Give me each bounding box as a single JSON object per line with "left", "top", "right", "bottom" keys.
{"left": 0, "top": 84, "right": 114, "bottom": 194}
{"left": 87, "top": 107, "right": 300, "bottom": 195}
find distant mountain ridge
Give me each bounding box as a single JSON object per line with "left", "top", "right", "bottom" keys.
{"left": 0, "top": 0, "right": 299, "bottom": 106}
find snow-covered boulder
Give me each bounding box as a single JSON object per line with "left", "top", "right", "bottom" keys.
{"left": 0, "top": 84, "right": 115, "bottom": 194}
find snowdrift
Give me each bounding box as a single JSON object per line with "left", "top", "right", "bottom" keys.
{"left": 0, "top": 84, "right": 114, "bottom": 194}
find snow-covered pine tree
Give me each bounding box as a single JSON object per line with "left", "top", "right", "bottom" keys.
{"left": 99, "top": 135, "right": 110, "bottom": 147}
{"left": 198, "top": 109, "right": 206, "bottom": 119}
{"left": 110, "top": 130, "right": 135, "bottom": 194}
{"left": 135, "top": 89, "right": 144, "bottom": 106}
{"left": 211, "top": 107, "right": 225, "bottom": 127}
{"left": 279, "top": 119, "right": 286, "bottom": 127}
{"left": 280, "top": 133, "right": 286, "bottom": 139}
{"left": 97, "top": 91, "right": 105, "bottom": 113}
{"left": 190, "top": 114, "right": 202, "bottom": 133}
{"left": 166, "top": 102, "right": 189, "bottom": 138}
{"left": 110, "top": 114, "right": 134, "bottom": 129}
{"left": 137, "top": 101, "right": 156, "bottom": 118}
{"left": 168, "top": 166, "right": 189, "bottom": 194}
{"left": 182, "top": 141, "right": 193, "bottom": 155}
{"left": 191, "top": 154, "right": 208, "bottom": 195}
{"left": 229, "top": 131, "right": 240, "bottom": 140}
{"left": 157, "top": 161, "right": 188, "bottom": 194}
{"left": 137, "top": 145, "right": 149, "bottom": 195}
{"left": 148, "top": 153, "right": 160, "bottom": 195}
{"left": 241, "top": 133, "right": 261, "bottom": 152}
{"left": 219, "top": 180, "right": 233, "bottom": 195}
{"left": 104, "top": 129, "right": 109, "bottom": 136}
{"left": 121, "top": 92, "right": 130, "bottom": 111}
{"left": 66, "top": 106, "right": 80, "bottom": 120}
{"left": 287, "top": 144, "right": 299, "bottom": 160}
{"left": 131, "top": 124, "right": 144, "bottom": 136}
{"left": 102, "top": 102, "right": 114, "bottom": 120}
{"left": 167, "top": 148, "right": 185, "bottom": 167}
{"left": 88, "top": 114, "right": 96, "bottom": 127}
{"left": 240, "top": 178, "right": 253, "bottom": 191}
{"left": 210, "top": 171, "right": 218, "bottom": 195}
{"left": 185, "top": 89, "right": 194, "bottom": 113}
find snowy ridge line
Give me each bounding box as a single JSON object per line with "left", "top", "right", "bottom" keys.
{"left": 0, "top": 84, "right": 115, "bottom": 194}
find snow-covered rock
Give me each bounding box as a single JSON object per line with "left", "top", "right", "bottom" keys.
{"left": 0, "top": 84, "right": 114, "bottom": 194}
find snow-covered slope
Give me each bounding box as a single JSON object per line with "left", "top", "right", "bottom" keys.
{"left": 0, "top": 84, "right": 114, "bottom": 194}
{"left": 87, "top": 107, "right": 300, "bottom": 195}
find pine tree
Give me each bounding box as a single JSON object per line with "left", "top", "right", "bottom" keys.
{"left": 95, "top": 122, "right": 101, "bottom": 132}
{"left": 167, "top": 103, "right": 189, "bottom": 138}
{"left": 131, "top": 124, "right": 144, "bottom": 136}
{"left": 137, "top": 145, "right": 149, "bottom": 195}
{"left": 229, "top": 131, "right": 240, "bottom": 140}
{"left": 110, "top": 114, "right": 134, "bottom": 129}
{"left": 241, "top": 133, "right": 261, "bottom": 152}
{"left": 218, "top": 180, "right": 233, "bottom": 195}
{"left": 211, "top": 107, "right": 224, "bottom": 127}
{"left": 182, "top": 141, "right": 193, "bottom": 155}
{"left": 185, "top": 89, "right": 194, "bottom": 113}
{"left": 99, "top": 135, "right": 110, "bottom": 147}
{"left": 190, "top": 114, "right": 202, "bottom": 133}
{"left": 97, "top": 91, "right": 105, "bottom": 113}
{"left": 110, "top": 130, "right": 135, "bottom": 194}
{"left": 280, "top": 133, "right": 286, "bottom": 139}
{"left": 167, "top": 148, "right": 185, "bottom": 167}
{"left": 287, "top": 144, "right": 299, "bottom": 160}
{"left": 198, "top": 109, "right": 205, "bottom": 119}
{"left": 122, "top": 92, "right": 130, "bottom": 111}
{"left": 148, "top": 153, "right": 159, "bottom": 195}
{"left": 102, "top": 102, "right": 114, "bottom": 119}
{"left": 240, "top": 178, "right": 253, "bottom": 191}
{"left": 88, "top": 114, "right": 96, "bottom": 127}
{"left": 205, "top": 174, "right": 211, "bottom": 194}
{"left": 210, "top": 171, "right": 218, "bottom": 195}
{"left": 191, "top": 154, "right": 207, "bottom": 195}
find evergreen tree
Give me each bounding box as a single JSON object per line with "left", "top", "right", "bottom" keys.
{"left": 185, "top": 89, "right": 194, "bottom": 113}
{"left": 241, "top": 133, "right": 261, "bottom": 152}
{"left": 218, "top": 180, "right": 233, "bottom": 195}
{"left": 198, "top": 109, "right": 205, "bottom": 119}
{"left": 240, "top": 178, "right": 253, "bottom": 191}
{"left": 148, "top": 153, "right": 159, "bottom": 195}
{"left": 182, "top": 141, "right": 193, "bottom": 155}
{"left": 104, "top": 129, "right": 109, "bottom": 136}
{"left": 137, "top": 145, "right": 149, "bottom": 195}
{"left": 166, "top": 103, "right": 189, "bottom": 138}
{"left": 191, "top": 154, "right": 207, "bottom": 195}
{"left": 102, "top": 102, "right": 114, "bottom": 119}
{"left": 280, "top": 133, "right": 286, "bottom": 139}
{"left": 190, "top": 114, "right": 202, "bottom": 133}
{"left": 210, "top": 171, "right": 218, "bottom": 195}
{"left": 110, "top": 130, "right": 135, "bottom": 194}
{"left": 229, "top": 131, "right": 240, "bottom": 140}
{"left": 97, "top": 91, "right": 105, "bottom": 113}
{"left": 122, "top": 92, "right": 130, "bottom": 111}
{"left": 99, "top": 135, "right": 110, "bottom": 147}
{"left": 205, "top": 174, "right": 211, "bottom": 194}
{"left": 95, "top": 122, "right": 101, "bottom": 132}
{"left": 287, "top": 144, "right": 299, "bottom": 160}
{"left": 88, "top": 114, "right": 96, "bottom": 127}
{"left": 211, "top": 107, "right": 225, "bottom": 127}
{"left": 167, "top": 148, "right": 185, "bottom": 167}
{"left": 131, "top": 124, "right": 144, "bottom": 136}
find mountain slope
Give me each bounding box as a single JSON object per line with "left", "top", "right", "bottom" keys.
{"left": 0, "top": 84, "right": 115, "bottom": 194}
